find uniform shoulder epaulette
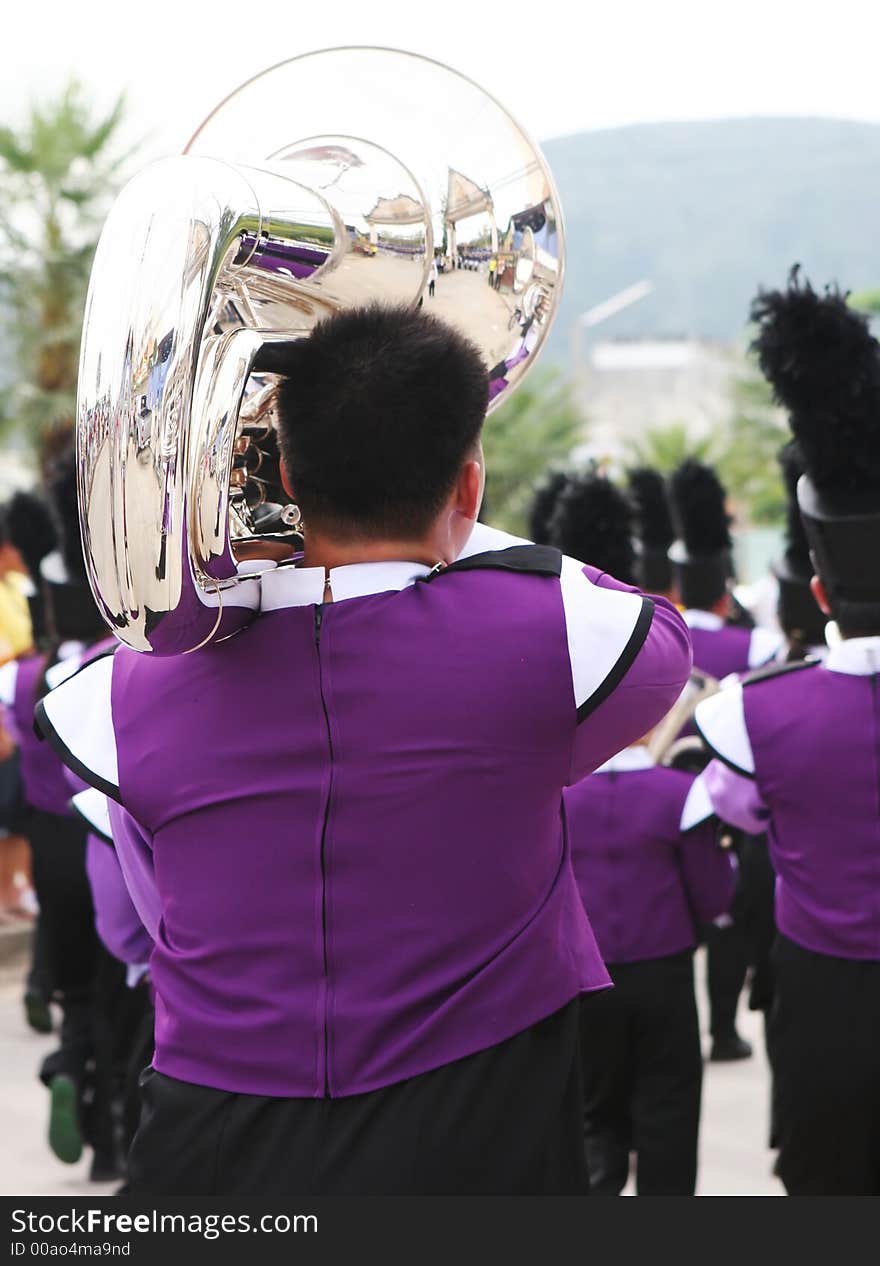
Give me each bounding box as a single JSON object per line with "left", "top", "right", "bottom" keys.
{"left": 741, "top": 656, "right": 820, "bottom": 688}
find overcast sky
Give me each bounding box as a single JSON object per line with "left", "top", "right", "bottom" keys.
{"left": 6, "top": 0, "right": 880, "bottom": 156}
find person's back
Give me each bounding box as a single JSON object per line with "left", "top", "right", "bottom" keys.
{"left": 565, "top": 749, "right": 733, "bottom": 1195}
{"left": 38, "top": 305, "right": 692, "bottom": 1195}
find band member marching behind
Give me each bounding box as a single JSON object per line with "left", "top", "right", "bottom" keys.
{"left": 695, "top": 268, "right": 880, "bottom": 1195}
{"left": 0, "top": 452, "right": 128, "bottom": 1179}
{"left": 551, "top": 470, "right": 734, "bottom": 1195}
{"left": 37, "top": 306, "right": 692, "bottom": 1196}
{"left": 667, "top": 457, "right": 782, "bottom": 1062}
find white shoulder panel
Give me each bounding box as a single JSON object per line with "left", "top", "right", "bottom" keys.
{"left": 560, "top": 556, "right": 646, "bottom": 712}
{"left": 0, "top": 660, "right": 19, "bottom": 708}
{"left": 71, "top": 787, "right": 113, "bottom": 842}
{"left": 36, "top": 655, "right": 119, "bottom": 799}
{"left": 694, "top": 682, "right": 755, "bottom": 777}
{"left": 680, "top": 774, "right": 715, "bottom": 831}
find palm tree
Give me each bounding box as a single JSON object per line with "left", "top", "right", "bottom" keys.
{"left": 0, "top": 82, "right": 130, "bottom": 456}
{"left": 482, "top": 367, "right": 585, "bottom": 535}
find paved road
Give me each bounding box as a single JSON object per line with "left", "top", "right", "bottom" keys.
{"left": 0, "top": 950, "right": 782, "bottom": 1197}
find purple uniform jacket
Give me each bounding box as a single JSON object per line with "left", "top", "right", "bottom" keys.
{"left": 564, "top": 749, "right": 735, "bottom": 963}
{"left": 0, "top": 655, "right": 72, "bottom": 816}
{"left": 683, "top": 610, "right": 780, "bottom": 681}
{"left": 37, "top": 525, "right": 692, "bottom": 1098}
{"left": 695, "top": 638, "right": 880, "bottom": 960}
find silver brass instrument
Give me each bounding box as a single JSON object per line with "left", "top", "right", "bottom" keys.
{"left": 77, "top": 47, "right": 565, "bottom": 653}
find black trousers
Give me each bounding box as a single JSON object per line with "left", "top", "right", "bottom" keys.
{"left": 580, "top": 951, "right": 702, "bottom": 1195}
{"left": 769, "top": 934, "right": 880, "bottom": 1195}
{"left": 129, "top": 1001, "right": 587, "bottom": 1196}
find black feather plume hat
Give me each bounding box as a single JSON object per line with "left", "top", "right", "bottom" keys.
{"left": 751, "top": 265, "right": 880, "bottom": 612}
{"left": 528, "top": 470, "right": 571, "bottom": 546}
{"left": 774, "top": 440, "right": 827, "bottom": 646}
{"left": 627, "top": 466, "right": 674, "bottom": 592}
{"left": 549, "top": 469, "right": 636, "bottom": 584}
{"left": 667, "top": 459, "right": 732, "bottom": 610}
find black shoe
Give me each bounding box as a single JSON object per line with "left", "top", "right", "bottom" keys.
{"left": 48, "top": 1075, "right": 83, "bottom": 1164}
{"left": 24, "top": 990, "right": 53, "bottom": 1034}
{"left": 709, "top": 1034, "right": 753, "bottom": 1062}
{"left": 89, "top": 1149, "right": 123, "bottom": 1183}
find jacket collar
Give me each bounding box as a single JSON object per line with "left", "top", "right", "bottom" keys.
{"left": 825, "top": 636, "right": 880, "bottom": 676}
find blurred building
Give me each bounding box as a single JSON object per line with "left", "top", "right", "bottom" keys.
{"left": 576, "top": 336, "right": 738, "bottom": 460}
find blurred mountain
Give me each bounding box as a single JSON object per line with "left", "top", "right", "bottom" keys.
{"left": 541, "top": 117, "right": 880, "bottom": 352}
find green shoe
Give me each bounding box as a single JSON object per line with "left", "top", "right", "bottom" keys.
{"left": 24, "top": 991, "right": 53, "bottom": 1035}
{"left": 48, "top": 1075, "right": 83, "bottom": 1165}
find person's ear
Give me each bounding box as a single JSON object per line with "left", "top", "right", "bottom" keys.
{"left": 810, "top": 575, "right": 832, "bottom": 615}
{"left": 455, "top": 459, "right": 483, "bottom": 522}
{"left": 280, "top": 460, "right": 296, "bottom": 503}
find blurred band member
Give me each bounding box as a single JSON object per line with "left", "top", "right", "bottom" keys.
{"left": 696, "top": 269, "right": 880, "bottom": 1195}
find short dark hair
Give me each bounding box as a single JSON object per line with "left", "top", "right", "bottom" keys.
{"left": 273, "top": 304, "right": 489, "bottom": 538}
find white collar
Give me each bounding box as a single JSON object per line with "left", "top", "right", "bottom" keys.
{"left": 682, "top": 608, "right": 724, "bottom": 632}
{"left": 594, "top": 746, "right": 656, "bottom": 774}
{"left": 825, "top": 637, "right": 880, "bottom": 676}
{"left": 260, "top": 560, "right": 432, "bottom": 611}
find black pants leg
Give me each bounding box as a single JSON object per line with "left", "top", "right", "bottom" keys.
{"left": 630, "top": 954, "right": 702, "bottom": 1195}
{"left": 579, "top": 988, "right": 632, "bottom": 1194}
{"left": 769, "top": 935, "right": 880, "bottom": 1195}
{"left": 581, "top": 954, "right": 702, "bottom": 1196}
{"left": 705, "top": 920, "right": 750, "bottom": 1039}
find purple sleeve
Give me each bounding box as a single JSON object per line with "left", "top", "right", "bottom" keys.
{"left": 701, "top": 760, "right": 770, "bottom": 836}
{"left": 85, "top": 835, "right": 153, "bottom": 965}
{"left": 678, "top": 818, "right": 737, "bottom": 925}
{"left": 570, "top": 569, "right": 693, "bottom": 783}
{"left": 106, "top": 800, "right": 161, "bottom": 944}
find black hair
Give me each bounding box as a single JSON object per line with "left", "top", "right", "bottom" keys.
{"left": 272, "top": 304, "right": 489, "bottom": 539}
{"left": 528, "top": 470, "right": 570, "bottom": 545}
{"left": 549, "top": 469, "right": 636, "bottom": 584}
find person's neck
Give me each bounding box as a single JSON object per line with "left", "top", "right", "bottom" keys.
{"left": 302, "top": 531, "right": 442, "bottom": 572}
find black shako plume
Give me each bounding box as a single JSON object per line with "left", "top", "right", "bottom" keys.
{"left": 750, "top": 265, "right": 880, "bottom": 499}
{"left": 627, "top": 467, "right": 675, "bottom": 554}
{"left": 549, "top": 470, "right": 636, "bottom": 584}
{"left": 528, "top": 470, "right": 571, "bottom": 545}
{"left": 668, "top": 459, "right": 731, "bottom": 557}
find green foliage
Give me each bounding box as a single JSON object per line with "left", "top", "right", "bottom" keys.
{"left": 626, "top": 423, "right": 716, "bottom": 473}
{"left": 482, "top": 368, "right": 584, "bottom": 535}
{"left": 849, "top": 288, "right": 880, "bottom": 316}
{"left": 621, "top": 352, "right": 788, "bottom": 526}
{"left": 0, "top": 81, "right": 131, "bottom": 450}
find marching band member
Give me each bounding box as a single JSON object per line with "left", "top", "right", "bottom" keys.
{"left": 36, "top": 306, "right": 692, "bottom": 1196}
{"left": 667, "top": 457, "right": 781, "bottom": 1061}
{"left": 0, "top": 454, "right": 123, "bottom": 1179}
{"left": 627, "top": 466, "right": 676, "bottom": 601}
{"left": 696, "top": 269, "right": 880, "bottom": 1195}
{"left": 552, "top": 471, "right": 734, "bottom": 1195}
{"left": 668, "top": 459, "right": 781, "bottom": 679}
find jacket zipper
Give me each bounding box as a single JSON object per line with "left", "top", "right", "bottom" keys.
{"left": 314, "top": 603, "right": 333, "bottom": 1097}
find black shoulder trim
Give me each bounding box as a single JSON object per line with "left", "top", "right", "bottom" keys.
{"left": 420, "top": 544, "right": 563, "bottom": 582}
{"left": 33, "top": 696, "right": 122, "bottom": 805}
{"left": 70, "top": 798, "right": 114, "bottom": 847}
{"left": 741, "top": 656, "right": 820, "bottom": 688}
{"left": 577, "top": 596, "right": 655, "bottom": 723}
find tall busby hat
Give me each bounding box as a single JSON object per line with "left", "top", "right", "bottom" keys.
{"left": 549, "top": 468, "right": 636, "bottom": 585}
{"left": 751, "top": 266, "right": 880, "bottom": 626}
{"left": 40, "top": 450, "right": 105, "bottom": 643}
{"left": 668, "top": 459, "right": 732, "bottom": 610}
{"left": 774, "top": 440, "right": 827, "bottom": 647}
{"left": 627, "top": 466, "right": 674, "bottom": 593}
{"left": 528, "top": 470, "right": 571, "bottom": 546}
{"left": 5, "top": 491, "right": 58, "bottom": 648}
